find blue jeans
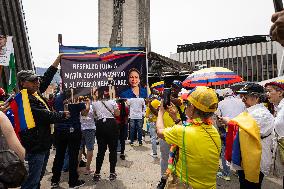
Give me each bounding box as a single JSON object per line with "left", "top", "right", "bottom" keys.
{"left": 21, "top": 150, "right": 50, "bottom": 189}
{"left": 160, "top": 139, "right": 170, "bottom": 177}
{"left": 149, "top": 122, "right": 157, "bottom": 154}
{"left": 221, "top": 142, "right": 230, "bottom": 176}
{"left": 129, "top": 119, "right": 143, "bottom": 144}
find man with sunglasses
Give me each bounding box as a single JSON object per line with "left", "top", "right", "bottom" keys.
{"left": 17, "top": 55, "right": 70, "bottom": 189}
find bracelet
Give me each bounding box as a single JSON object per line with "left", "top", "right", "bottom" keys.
{"left": 174, "top": 119, "right": 181, "bottom": 124}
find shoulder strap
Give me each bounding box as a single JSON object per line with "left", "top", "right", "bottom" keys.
{"left": 200, "top": 125, "right": 220, "bottom": 153}
{"left": 101, "top": 101, "right": 115, "bottom": 117}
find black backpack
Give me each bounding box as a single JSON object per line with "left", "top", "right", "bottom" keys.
{"left": 0, "top": 131, "right": 28, "bottom": 188}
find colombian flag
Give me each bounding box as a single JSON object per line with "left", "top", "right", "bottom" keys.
{"left": 151, "top": 81, "right": 164, "bottom": 92}
{"left": 225, "top": 112, "right": 262, "bottom": 183}
{"left": 8, "top": 89, "right": 35, "bottom": 138}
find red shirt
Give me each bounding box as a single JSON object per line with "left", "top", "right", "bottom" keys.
{"left": 115, "top": 102, "right": 129, "bottom": 124}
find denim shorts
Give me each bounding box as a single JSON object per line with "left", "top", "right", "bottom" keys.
{"left": 80, "top": 129, "right": 95, "bottom": 151}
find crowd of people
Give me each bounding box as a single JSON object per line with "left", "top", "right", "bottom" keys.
{"left": 0, "top": 10, "right": 284, "bottom": 189}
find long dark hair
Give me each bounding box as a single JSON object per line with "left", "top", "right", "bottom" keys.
{"left": 127, "top": 68, "right": 144, "bottom": 87}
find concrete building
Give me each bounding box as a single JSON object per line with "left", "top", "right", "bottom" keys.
{"left": 170, "top": 35, "right": 284, "bottom": 82}
{"left": 98, "top": 0, "right": 150, "bottom": 50}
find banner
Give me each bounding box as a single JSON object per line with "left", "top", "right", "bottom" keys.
{"left": 0, "top": 35, "right": 16, "bottom": 93}
{"left": 0, "top": 36, "right": 13, "bottom": 66}
{"left": 60, "top": 46, "right": 147, "bottom": 99}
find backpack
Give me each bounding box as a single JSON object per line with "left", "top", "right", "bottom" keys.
{"left": 0, "top": 130, "right": 28, "bottom": 188}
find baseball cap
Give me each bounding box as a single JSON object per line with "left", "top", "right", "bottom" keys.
{"left": 236, "top": 83, "right": 264, "bottom": 95}
{"left": 187, "top": 86, "right": 218, "bottom": 113}
{"left": 172, "top": 80, "right": 182, "bottom": 88}
{"left": 17, "top": 70, "right": 40, "bottom": 82}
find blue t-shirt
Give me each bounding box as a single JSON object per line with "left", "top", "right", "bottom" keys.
{"left": 54, "top": 94, "right": 86, "bottom": 130}
{"left": 119, "top": 87, "right": 147, "bottom": 99}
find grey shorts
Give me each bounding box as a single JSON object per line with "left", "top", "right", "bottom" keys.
{"left": 80, "top": 129, "right": 96, "bottom": 151}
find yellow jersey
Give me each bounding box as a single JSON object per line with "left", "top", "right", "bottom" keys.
{"left": 163, "top": 124, "right": 221, "bottom": 189}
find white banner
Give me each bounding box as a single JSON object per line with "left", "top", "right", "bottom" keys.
{"left": 0, "top": 36, "right": 13, "bottom": 66}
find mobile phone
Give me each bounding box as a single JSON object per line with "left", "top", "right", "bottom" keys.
{"left": 163, "top": 88, "right": 171, "bottom": 108}
{"left": 274, "top": 0, "right": 283, "bottom": 12}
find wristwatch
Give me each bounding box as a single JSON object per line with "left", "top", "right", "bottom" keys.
{"left": 174, "top": 119, "right": 181, "bottom": 124}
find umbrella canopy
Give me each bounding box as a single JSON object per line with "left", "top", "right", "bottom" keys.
{"left": 182, "top": 67, "right": 243, "bottom": 88}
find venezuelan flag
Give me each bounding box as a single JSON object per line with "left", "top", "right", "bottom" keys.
{"left": 225, "top": 112, "right": 262, "bottom": 183}
{"left": 9, "top": 89, "right": 35, "bottom": 136}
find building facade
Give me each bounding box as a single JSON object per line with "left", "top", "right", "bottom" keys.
{"left": 171, "top": 35, "right": 284, "bottom": 82}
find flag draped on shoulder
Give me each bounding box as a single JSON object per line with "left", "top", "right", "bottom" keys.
{"left": 225, "top": 112, "right": 262, "bottom": 183}
{"left": 8, "top": 89, "right": 35, "bottom": 137}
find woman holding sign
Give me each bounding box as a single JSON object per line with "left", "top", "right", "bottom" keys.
{"left": 119, "top": 68, "right": 147, "bottom": 99}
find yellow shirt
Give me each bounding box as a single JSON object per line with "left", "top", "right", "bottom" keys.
{"left": 163, "top": 124, "right": 221, "bottom": 189}
{"left": 146, "top": 99, "right": 161, "bottom": 122}
{"left": 163, "top": 103, "right": 185, "bottom": 129}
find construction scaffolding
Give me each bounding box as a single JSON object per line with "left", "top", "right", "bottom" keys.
{"left": 109, "top": 0, "right": 125, "bottom": 47}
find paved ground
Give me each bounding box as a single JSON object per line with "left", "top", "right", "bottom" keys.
{"left": 40, "top": 136, "right": 283, "bottom": 189}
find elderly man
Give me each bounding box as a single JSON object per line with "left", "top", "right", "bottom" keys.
{"left": 17, "top": 55, "right": 70, "bottom": 189}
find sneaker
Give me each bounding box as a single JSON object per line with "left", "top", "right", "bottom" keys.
{"left": 130, "top": 143, "right": 134, "bottom": 146}
{"left": 69, "top": 179, "right": 85, "bottom": 189}
{"left": 83, "top": 169, "right": 94, "bottom": 175}
{"left": 120, "top": 154, "right": 126, "bottom": 160}
{"left": 139, "top": 143, "right": 143, "bottom": 146}
{"left": 150, "top": 153, "right": 158, "bottom": 158}
{"left": 93, "top": 174, "right": 101, "bottom": 182}
{"left": 217, "top": 171, "right": 223, "bottom": 178}
{"left": 223, "top": 176, "right": 231, "bottom": 181}
{"left": 156, "top": 177, "right": 167, "bottom": 189}
{"left": 51, "top": 182, "right": 59, "bottom": 188}
{"left": 109, "top": 173, "right": 117, "bottom": 181}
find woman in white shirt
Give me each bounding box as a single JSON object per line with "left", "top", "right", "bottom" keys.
{"left": 92, "top": 91, "right": 120, "bottom": 182}
{"left": 265, "top": 81, "right": 284, "bottom": 182}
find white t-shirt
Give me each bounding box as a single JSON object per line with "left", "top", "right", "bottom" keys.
{"left": 216, "top": 96, "right": 246, "bottom": 119}
{"left": 80, "top": 105, "right": 96, "bottom": 130}
{"left": 127, "top": 98, "right": 146, "bottom": 119}
{"left": 92, "top": 100, "right": 118, "bottom": 120}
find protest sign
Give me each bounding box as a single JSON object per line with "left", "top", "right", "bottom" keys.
{"left": 60, "top": 46, "right": 147, "bottom": 98}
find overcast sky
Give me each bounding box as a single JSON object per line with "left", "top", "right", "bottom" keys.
{"left": 22, "top": 0, "right": 275, "bottom": 68}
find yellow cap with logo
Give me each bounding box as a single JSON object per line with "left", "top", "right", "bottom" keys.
{"left": 187, "top": 86, "right": 218, "bottom": 113}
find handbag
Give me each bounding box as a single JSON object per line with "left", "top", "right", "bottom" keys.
{"left": 0, "top": 130, "right": 28, "bottom": 188}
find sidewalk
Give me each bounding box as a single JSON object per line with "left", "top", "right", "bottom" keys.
{"left": 40, "top": 136, "right": 283, "bottom": 189}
